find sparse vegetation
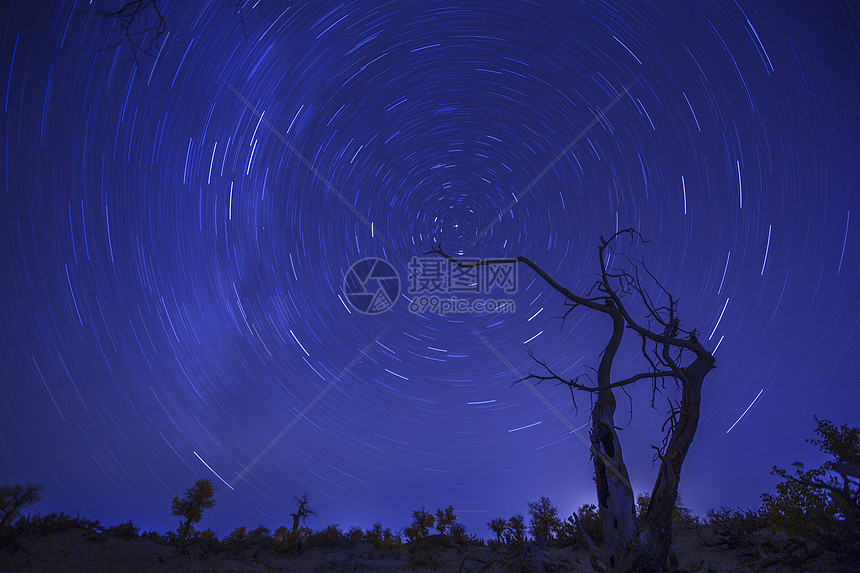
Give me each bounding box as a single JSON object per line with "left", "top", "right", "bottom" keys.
{"left": 705, "top": 506, "right": 766, "bottom": 549}
{"left": 404, "top": 506, "right": 435, "bottom": 542}
{"left": 762, "top": 417, "right": 860, "bottom": 555}
{"left": 2, "top": 451, "right": 857, "bottom": 573}
{"left": 434, "top": 505, "right": 457, "bottom": 535}
{"left": 0, "top": 483, "right": 42, "bottom": 529}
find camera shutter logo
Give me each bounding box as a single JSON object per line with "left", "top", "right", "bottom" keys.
{"left": 343, "top": 258, "right": 400, "bottom": 314}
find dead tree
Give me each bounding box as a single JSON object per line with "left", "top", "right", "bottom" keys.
{"left": 289, "top": 492, "right": 316, "bottom": 533}
{"left": 430, "top": 229, "right": 716, "bottom": 573}
{"left": 95, "top": 0, "right": 166, "bottom": 60}
{"left": 95, "top": 1, "right": 247, "bottom": 60}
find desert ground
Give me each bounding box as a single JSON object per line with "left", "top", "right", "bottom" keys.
{"left": 2, "top": 524, "right": 857, "bottom": 572}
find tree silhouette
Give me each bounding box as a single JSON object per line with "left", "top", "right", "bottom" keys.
{"left": 170, "top": 478, "right": 215, "bottom": 549}
{"left": 487, "top": 517, "right": 507, "bottom": 545}
{"left": 762, "top": 417, "right": 859, "bottom": 554}
{"left": 434, "top": 505, "right": 457, "bottom": 535}
{"left": 0, "top": 483, "right": 42, "bottom": 529}
{"left": 527, "top": 496, "right": 561, "bottom": 545}
{"left": 431, "top": 229, "right": 717, "bottom": 572}
{"left": 404, "top": 506, "right": 435, "bottom": 542}
{"left": 289, "top": 492, "right": 316, "bottom": 533}
{"left": 505, "top": 514, "right": 527, "bottom": 546}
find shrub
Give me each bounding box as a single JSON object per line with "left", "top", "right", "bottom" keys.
{"left": 434, "top": 505, "right": 457, "bottom": 535}
{"left": 555, "top": 515, "right": 580, "bottom": 548}
{"left": 144, "top": 529, "right": 166, "bottom": 543}
{"left": 346, "top": 525, "right": 364, "bottom": 546}
{"left": 575, "top": 504, "right": 603, "bottom": 545}
{"left": 308, "top": 524, "right": 345, "bottom": 548}
{"left": 273, "top": 525, "right": 292, "bottom": 549}
{"left": 487, "top": 517, "right": 507, "bottom": 545}
{"left": 505, "top": 513, "right": 527, "bottom": 545}
{"left": 366, "top": 522, "right": 399, "bottom": 550}
{"left": 106, "top": 520, "right": 139, "bottom": 539}
{"left": 227, "top": 525, "right": 247, "bottom": 542}
{"left": 448, "top": 522, "right": 468, "bottom": 548}
{"left": 273, "top": 525, "right": 310, "bottom": 552}
{"left": 404, "top": 506, "right": 435, "bottom": 542}
{"left": 0, "top": 484, "right": 42, "bottom": 529}
{"left": 761, "top": 417, "right": 859, "bottom": 554}
{"left": 249, "top": 525, "right": 271, "bottom": 540}
{"left": 706, "top": 506, "right": 766, "bottom": 548}
{"left": 1, "top": 512, "right": 101, "bottom": 548}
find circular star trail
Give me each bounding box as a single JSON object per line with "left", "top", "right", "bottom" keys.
{"left": 0, "top": 1, "right": 858, "bottom": 535}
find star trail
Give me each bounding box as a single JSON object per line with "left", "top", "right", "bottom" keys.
{"left": 0, "top": 1, "right": 858, "bottom": 537}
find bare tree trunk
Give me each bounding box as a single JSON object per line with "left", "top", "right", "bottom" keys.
{"left": 634, "top": 353, "right": 713, "bottom": 569}
{"left": 592, "top": 306, "right": 637, "bottom": 572}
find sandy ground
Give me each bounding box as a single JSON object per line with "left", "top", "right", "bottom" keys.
{"left": 1, "top": 526, "right": 858, "bottom": 572}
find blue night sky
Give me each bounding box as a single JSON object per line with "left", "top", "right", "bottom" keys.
{"left": 1, "top": 1, "right": 858, "bottom": 538}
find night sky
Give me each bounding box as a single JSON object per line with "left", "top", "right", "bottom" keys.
{"left": 1, "top": 1, "right": 858, "bottom": 538}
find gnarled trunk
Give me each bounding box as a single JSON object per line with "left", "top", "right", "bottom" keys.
{"left": 602, "top": 351, "right": 715, "bottom": 573}
{"left": 590, "top": 307, "right": 638, "bottom": 572}
{"left": 634, "top": 353, "right": 714, "bottom": 569}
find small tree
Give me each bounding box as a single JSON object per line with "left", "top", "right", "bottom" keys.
{"left": 366, "top": 521, "right": 399, "bottom": 550}
{"left": 404, "top": 506, "right": 435, "bottom": 542}
{"left": 505, "top": 513, "right": 527, "bottom": 545}
{"left": 575, "top": 504, "right": 603, "bottom": 544}
{"left": 0, "top": 483, "right": 42, "bottom": 529}
{"left": 170, "top": 478, "right": 215, "bottom": 548}
{"left": 761, "top": 417, "right": 859, "bottom": 554}
{"left": 488, "top": 517, "right": 507, "bottom": 545}
{"left": 449, "top": 521, "right": 467, "bottom": 543}
{"left": 527, "top": 496, "right": 562, "bottom": 545}
{"left": 289, "top": 492, "right": 316, "bottom": 533}
{"left": 435, "top": 505, "right": 457, "bottom": 534}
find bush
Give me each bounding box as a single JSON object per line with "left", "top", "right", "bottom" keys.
{"left": 487, "top": 517, "right": 507, "bottom": 546}
{"left": 555, "top": 515, "right": 580, "bottom": 548}
{"left": 706, "top": 506, "right": 766, "bottom": 548}
{"left": 404, "top": 507, "right": 435, "bottom": 542}
{"left": 346, "top": 525, "right": 364, "bottom": 546}
{"left": 248, "top": 525, "right": 271, "bottom": 540}
{"left": 0, "top": 512, "right": 101, "bottom": 548}
{"left": 106, "top": 520, "right": 139, "bottom": 539}
{"left": 0, "top": 484, "right": 42, "bottom": 529}
{"left": 273, "top": 525, "right": 310, "bottom": 552}
{"left": 761, "top": 417, "right": 859, "bottom": 555}
{"left": 434, "top": 505, "right": 457, "bottom": 535}
{"left": 366, "top": 522, "right": 399, "bottom": 550}
{"left": 144, "top": 529, "right": 166, "bottom": 543}
{"left": 307, "top": 524, "right": 345, "bottom": 548}
{"left": 505, "top": 513, "right": 527, "bottom": 546}
{"left": 576, "top": 504, "right": 603, "bottom": 545}
{"left": 227, "top": 525, "right": 247, "bottom": 543}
